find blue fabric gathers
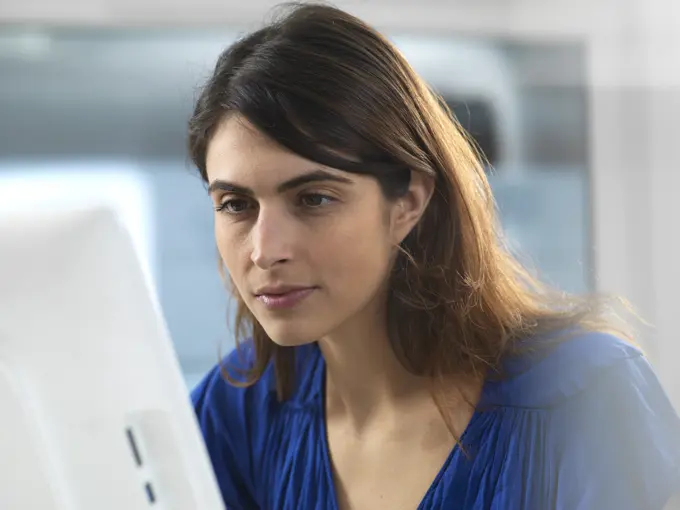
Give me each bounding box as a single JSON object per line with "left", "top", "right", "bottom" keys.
{"left": 191, "top": 332, "right": 680, "bottom": 509}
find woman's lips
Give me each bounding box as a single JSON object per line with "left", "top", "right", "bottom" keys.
{"left": 255, "top": 287, "right": 316, "bottom": 310}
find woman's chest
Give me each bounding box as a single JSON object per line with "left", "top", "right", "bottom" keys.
{"left": 325, "top": 413, "right": 456, "bottom": 510}
{"left": 254, "top": 407, "right": 541, "bottom": 510}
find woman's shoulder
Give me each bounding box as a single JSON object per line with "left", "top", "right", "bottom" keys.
{"left": 481, "top": 329, "right": 646, "bottom": 409}
{"left": 191, "top": 340, "right": 322, "bottom": 426}
{"left": 190, "top": 341, "right": 323, "bottom": 507}
{"left": 476, "top": 330, "right": 680, "bottom": 508}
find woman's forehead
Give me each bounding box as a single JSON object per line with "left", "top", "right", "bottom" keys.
{"left": 207, "top": 118, "right": 307, "bottom": 181}
{"left": 206, "top": 117, "right": 364, "bottom": 194}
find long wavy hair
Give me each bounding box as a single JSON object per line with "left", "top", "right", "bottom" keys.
{"left": 188, "top": 2, "right": 631, "bottom": 402}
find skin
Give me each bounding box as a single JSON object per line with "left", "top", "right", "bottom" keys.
{"left": 206, "top": 115, "right": 480, "bottom": 509}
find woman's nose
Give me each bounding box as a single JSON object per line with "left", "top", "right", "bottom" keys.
{"left": 249, "top": 209, "right": 294, "bottom": 269}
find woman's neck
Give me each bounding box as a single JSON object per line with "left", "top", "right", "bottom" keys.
{"left": 317, "top": 298, "right": 433, "bottom": 433}
{"left": 317, "top": 295, "right": 484, "bottom": 438}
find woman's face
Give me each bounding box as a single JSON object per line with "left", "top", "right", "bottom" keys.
{"left": 205, "top": 116, "right": 429, "bottom": 346}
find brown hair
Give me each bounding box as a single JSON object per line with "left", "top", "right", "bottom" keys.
{"left": 188, "top": 2, "right": 631, "bottom": 402}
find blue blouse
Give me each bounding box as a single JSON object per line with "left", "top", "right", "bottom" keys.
{"left": 191, "top": 332, "right": 680, "bottom": 509}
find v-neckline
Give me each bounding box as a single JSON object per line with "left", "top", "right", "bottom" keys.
{"left": 315, "top": 354, "right": 485, "bottom": 510}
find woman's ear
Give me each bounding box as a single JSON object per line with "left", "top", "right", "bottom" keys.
{"left": 391, "top": 170, "right": 435, "bottom": 244}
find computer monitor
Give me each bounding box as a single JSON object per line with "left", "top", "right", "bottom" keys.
{"left": 0, "top": 206, "right": 225, "bottom": 510}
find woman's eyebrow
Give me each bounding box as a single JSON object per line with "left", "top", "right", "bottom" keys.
{"left": 207, "top": 169, "right": 353, "bottom": 196}
{"left": 276, "top": 169, "right": 353, "bottom": 193}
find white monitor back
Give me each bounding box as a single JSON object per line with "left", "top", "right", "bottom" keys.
{"left": 0, "top": 206, "right": 225, "bottom": 510}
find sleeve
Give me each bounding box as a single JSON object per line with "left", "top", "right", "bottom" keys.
{"left": 553, "top": 352, "right": 680, "bottom": 510}
{"left": 191, "top": 355, "right": 260, "bottom": 510}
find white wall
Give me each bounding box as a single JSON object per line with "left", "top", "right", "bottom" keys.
{"left": 589, "top": 0, "right": 680, "bottom": 406}
{"left": 0, "top": 0, "right": 614, "bottom": 36}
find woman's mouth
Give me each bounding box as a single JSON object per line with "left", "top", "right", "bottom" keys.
{"left": 254, "top": 286, "right": 316, "bottom": 310}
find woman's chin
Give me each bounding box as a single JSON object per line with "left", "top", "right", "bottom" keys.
{"left": 259, "top": 321, "right": 322, "bottom": 347}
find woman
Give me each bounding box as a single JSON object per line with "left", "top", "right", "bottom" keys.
{"left": 188, "top": 4, "right": 680, "bottom": 509}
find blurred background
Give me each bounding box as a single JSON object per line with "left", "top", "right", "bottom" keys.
{"left": 0, "top": 0, "right": 677, "bottom": 404}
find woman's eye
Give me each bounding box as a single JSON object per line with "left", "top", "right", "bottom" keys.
{"left": 299, "top": 194, "right": 334, "bottom": 208}
{"left": 216, "top": 198, "right": 252, "bottom": 214}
